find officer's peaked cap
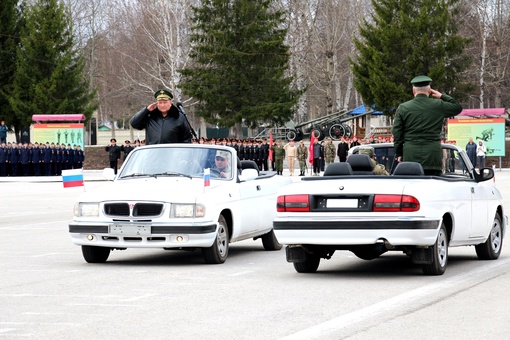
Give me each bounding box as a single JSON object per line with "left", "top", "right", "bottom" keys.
{"left": 411, "top": 75, "right": 432, "bottom": 87}
{"left": 154, "top": 89, "right": 173, "bottom": 100}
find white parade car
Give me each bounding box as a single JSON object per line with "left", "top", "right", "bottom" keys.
{"left": 274, "top": 143, "right": 507, "bottom": 275}
{"left": 69, "top": 144, "right": 291, "bottom": 264}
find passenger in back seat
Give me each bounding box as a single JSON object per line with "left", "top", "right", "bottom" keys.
{"left": 358, "top": 147, "right": 388, "bottom": 176}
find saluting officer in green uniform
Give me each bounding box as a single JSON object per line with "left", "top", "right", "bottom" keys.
{"left": 358, "top": 147, "right": 388, "bottom": 175}
{"left": 271, "top": 140, "right": 286, "bottom": 175}
{"left": 297, "top": 140, "right": 308, "bottom": 176}
{"left": 392, "top": 76, "right": 462, "bottom": 176}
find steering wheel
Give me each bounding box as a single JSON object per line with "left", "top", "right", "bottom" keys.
{"left": 209, "top": 168, "right": 221, "bottom": 178}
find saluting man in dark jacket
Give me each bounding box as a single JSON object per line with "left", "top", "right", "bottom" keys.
{"left": 392, "top": 75, "right": 462, "bottom": 176}
{"left": 130, "top": 89, "right": 192, "bottom": 145}
{"left": 105, "top": 138, "right": 121, "bottom": 174}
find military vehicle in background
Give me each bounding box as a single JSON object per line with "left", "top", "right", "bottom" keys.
{"left": 253, "top": 107, "right": 376, "bottom": 142}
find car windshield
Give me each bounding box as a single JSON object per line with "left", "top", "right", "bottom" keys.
{"left": 118, "top": 147, "right": 234, "bottom": 180}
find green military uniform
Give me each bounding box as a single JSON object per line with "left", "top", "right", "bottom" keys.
{"left": 358, "top": 147, "right": 388, "bottom": 175}
{"left": 392, "top": 76, "right": 462, "bottom": 175}
{"left": 324, "top": 140, "right": 336, "bottom": 165}
{"left": 297, "top": 143, "right": 308, "bottom": 176}
{"left": 271, "top": 142, "right": 285, "bottom": 175}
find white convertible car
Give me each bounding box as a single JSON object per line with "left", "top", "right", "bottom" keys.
{"left": 69, "top": 144, "right": 291, "bottom": 264}
{"left": 274, "top": 143, "right": 507, "bottom": 275}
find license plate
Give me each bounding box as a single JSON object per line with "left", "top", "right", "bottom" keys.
{"left": 326, "top": 199, "right": 358, "bottom": 208}
{"left": 109, "top": 224, "right": 151, "bottom": 235}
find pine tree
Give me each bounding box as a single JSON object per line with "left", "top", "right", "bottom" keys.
{"left": 179, "top": 0, "right": 301, "bottom": 136}
{"left": 351, "top": 0, "right": 471, "bottom": 115}
{"left": 9, "top": 0, "right": 96, "bottom": 139}
{"left": 0, "top": 0, "right": 22, "bottom": 131}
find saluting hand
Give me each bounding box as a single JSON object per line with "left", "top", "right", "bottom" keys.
{"left": 429, "top": 89, "right": 442, "bottom": 99}
{"left": 147, "top": 102, "right": 158, "bottom": 111}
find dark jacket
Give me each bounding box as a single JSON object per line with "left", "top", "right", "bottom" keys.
{"left": 392, "top": 94, "right": 462, "bottom": 172}
{"left": 105, "top": 145, "right": 121, "bottom": 162}
{"left": 130, "top": 105, "right": 192, "bottom": 144}
{"left": 337, "top": 141, "right": 349, "bottom": 161}
{"left": 465, "top": 142, "right": 477, "bottom": 166}
{"left": 0, "top": 124, "right": 8, "bottom": 139}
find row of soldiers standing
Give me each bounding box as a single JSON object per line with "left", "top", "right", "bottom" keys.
{"left": 0, "top": 142, "right": 84, "bottom": 177}
{"left": 270, "top": 137, "right": 363, "bottom": 176}
{"left": 222, "top": 138, "right": 271, "bottom": 171}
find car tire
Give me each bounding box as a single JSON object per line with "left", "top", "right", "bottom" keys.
{"left": 422, "top": 223, "right": 448, "bottom": 275}
{"left": 202, "top": 214, "right": 229, "bottom": 264}
{"left": 475, "top": 214, "right": 503, "bottom": 260}
{"left": 81, "top": 245, "right": 110, "bottom": 263}
{"left": 293, "top": 252, "right": 320, "bottom": 273}
{"left": 261, "top": 230, "right": 282, "bottom": 251}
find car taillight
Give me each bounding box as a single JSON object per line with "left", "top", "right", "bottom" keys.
{"left": 277, "top": 195, "right": 310, "bottom": 212}
{"left": 373, "top": 194, "right": 420, "bottom": 212}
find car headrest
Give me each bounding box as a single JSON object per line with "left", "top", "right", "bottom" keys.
{"left": 240, "top": 160, "right": 259, "bottom": 175}
{"left": 392, "top": 162, "right": 425, "bottom": 176}
{"left": 347, "top": 154, "right": 374, "bottom": 173}
{"left": 324, "top": 162, "right": 353, "bottom": 176}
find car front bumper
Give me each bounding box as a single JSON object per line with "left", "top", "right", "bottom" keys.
{"left": 69, "top": 222, "right": 218, "bottom": 248}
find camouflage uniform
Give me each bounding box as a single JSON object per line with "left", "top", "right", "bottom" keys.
{"left": 297, "top": 142, "right": 308, "bottom": 176}
{"left": 324, "top": 139, "right": 336, "bottom": 165}
{"left": 271, "top": 142, "right": 286, "bottom": 175}
{"left": 358, "top": 147, "right": 388, "bottom": 176}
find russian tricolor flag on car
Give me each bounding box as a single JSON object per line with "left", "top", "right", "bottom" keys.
{"left": 204, "top": 168, "right": 210, "bottom": 187}
{"left": 62, "top": 169, "right": 84, "bottom": 188}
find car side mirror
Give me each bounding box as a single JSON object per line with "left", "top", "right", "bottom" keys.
{"left": 102, "top": 168, "right": 116, "bottom": 181}
{"left": 239, "top": 168, "right": 258, "bottom": 181}
{"left": 473, "top": 167, "right": 494, "bottom": 183}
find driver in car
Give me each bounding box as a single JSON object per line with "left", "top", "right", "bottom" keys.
{"left": 212, "top": 150, "right": 231, "bottom": 178}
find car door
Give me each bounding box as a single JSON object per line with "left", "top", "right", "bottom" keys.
{"left": 236, "top": 178, "right": 267, "bottom": 237}
{"left": 470, "top": 181, "right": 491, "bottom": 238}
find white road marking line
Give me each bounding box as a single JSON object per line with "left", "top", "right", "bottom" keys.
{"left": 30, "top": 253, "right": 60, "bottom": 258}
{"left": 228, "top": 270, "right": 254, "bottom": 277}
{"left": 279, "top": 257, "right": 510, "bottom": 340}
{"left": 68, "top": 304, "right": 139, "bottom": 307}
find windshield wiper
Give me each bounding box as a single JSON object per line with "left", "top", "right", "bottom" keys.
{"left": 119, "top": 173, "right": 152, "bottom": 179}
{"left": 150, "top": 171, "right": 192, "bottom": 179}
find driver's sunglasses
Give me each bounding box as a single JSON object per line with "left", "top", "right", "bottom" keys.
{"left": 215, "top": 156, "right": 226, "bottom": 161}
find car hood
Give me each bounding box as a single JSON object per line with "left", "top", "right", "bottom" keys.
{"left": 79, "top": 177, "right": 225, "bottom": 203}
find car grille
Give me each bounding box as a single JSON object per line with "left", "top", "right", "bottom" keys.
{"left": 104, "top": 202, "right": 164, "bottom": 217}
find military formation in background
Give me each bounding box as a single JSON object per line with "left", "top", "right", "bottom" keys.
{"left": 197, "top": 137, "right": 272, "bottom": 172}
{"left": 0, "top": 141, "right": 84, "bottom": 177}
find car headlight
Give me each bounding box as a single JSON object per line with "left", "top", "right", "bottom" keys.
{"left": 172, "top": 204, "right": 205, "bottom": 218}
{"left": 74, "top": 203, "right": 100, "bottom": 217}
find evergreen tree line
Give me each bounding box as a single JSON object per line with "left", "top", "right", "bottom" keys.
{"left": 1, "top": 0, "right": 508, "bottom": 141}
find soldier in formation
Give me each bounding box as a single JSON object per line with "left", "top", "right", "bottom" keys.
{"left": 297, "top": 140, "right": 308, "bottom": 176}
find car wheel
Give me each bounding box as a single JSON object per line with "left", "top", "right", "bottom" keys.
{"left": 202, "top": 214, "right": 229, "bottom": 264}
{"left": 475, "top": 214, "right": 503, "bottom": 260}
{"left": 422, "top": 223, "right": 448, "bottom": 275}
{"left": 261, "top": 230, "right": 282, "bottom": 251}
{"left": 81, "top": 246, "right": 110, "bottom": 263}
{"left": 293, "top": 252, "right": 320, "bottom": 273}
